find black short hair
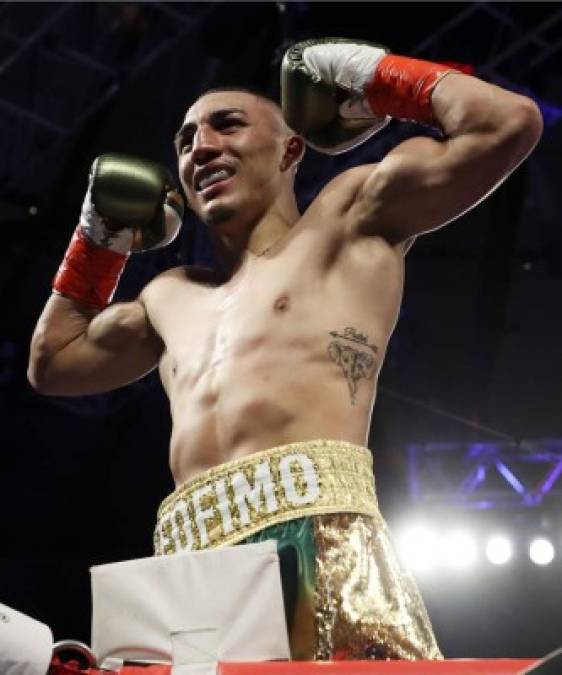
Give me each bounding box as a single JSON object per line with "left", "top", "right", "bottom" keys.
{"left": 196, "top": 85, "right": 280, "bottom": 109}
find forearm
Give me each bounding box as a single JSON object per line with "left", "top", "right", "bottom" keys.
{"left": 285, "top": 38, "right": 543, "bottom": 242}
{"left": 364, "top": 56, "right": 543, "bottom": 205}
{"left": 366, "top": 53, "right": 541, "bottom": 140}
{"left": 28, "top": 153, "right": 181, "bottom": 395}
{"left": 430, "top": 72, "right": 543, "bottom": 150}
{"left": 285, "top": 40, "right": 543, "bottom": 159}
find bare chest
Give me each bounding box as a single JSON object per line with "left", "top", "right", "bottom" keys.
{"left": 160, "top": 261, "right": 319, "bottom": 384}
{"left": 150, "top": 236, "right": 404, "bottom": 392}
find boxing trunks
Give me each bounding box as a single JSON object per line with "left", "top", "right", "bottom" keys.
{"left": 154, "top": 440, "right": 442, "bottom": 661}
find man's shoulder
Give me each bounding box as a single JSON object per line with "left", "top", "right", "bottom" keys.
{"left": 140, "top": 265, "right": 218, "bottom": 299}
{"left": 324, "top": 162, "right": 379, "bottom": 192}
{"left": 307, "top": 163, "right": 379, "bottom": 214}
{"left": 302, "top": 162, "right": 415, "bottom": 255}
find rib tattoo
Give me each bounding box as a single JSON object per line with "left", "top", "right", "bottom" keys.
{"left": 327, "top": 327, "right": 378, "bottom": 405}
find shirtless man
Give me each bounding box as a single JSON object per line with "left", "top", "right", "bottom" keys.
{"left": 28, "top": 40, "right": 542, "bottom": 661}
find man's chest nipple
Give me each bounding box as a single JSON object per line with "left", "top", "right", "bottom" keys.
{"left": 164, "top": 287, "right": 299, "bottom": 378}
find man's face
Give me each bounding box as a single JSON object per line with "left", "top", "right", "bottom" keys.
{"left": 175, "top": 91, "right": 288, "bottom": 231}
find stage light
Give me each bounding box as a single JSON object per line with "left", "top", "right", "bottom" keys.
{"left": 397, "top": 524, "right": 438, "bottom": 572}
{"left": 485, "top": 535, "right": 513, "bottom": 565}
{"left": 440, "top": 530, "right": 477, "bottom": 569}
{"left": 529, "top": 538, "right": 555, "bottom": 566}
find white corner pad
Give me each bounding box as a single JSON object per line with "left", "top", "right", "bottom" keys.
{"left": 0, "top": 603, "right": 53, "bottom": 675}
{"left": 91, "top": 540, "right": 290, "bottom": 668}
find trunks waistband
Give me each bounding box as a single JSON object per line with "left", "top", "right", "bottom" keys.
{"left": 154, "top": 439, "right": 378, "bottom": 556}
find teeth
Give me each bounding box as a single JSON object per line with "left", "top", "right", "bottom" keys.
{"left": 199, "top": 169, "right": 230, "bottom": 191}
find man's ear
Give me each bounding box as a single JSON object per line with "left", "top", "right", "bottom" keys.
{"left": 281, "top": 135, "right": 306, "bottom": 172}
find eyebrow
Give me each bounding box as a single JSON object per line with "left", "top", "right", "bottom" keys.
{"left": 174, "top": 108, "right": 247, "bottom": 152}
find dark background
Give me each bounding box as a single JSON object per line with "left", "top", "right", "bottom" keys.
{"left": 1, "top": 1, "right": 562, "bottom": 660}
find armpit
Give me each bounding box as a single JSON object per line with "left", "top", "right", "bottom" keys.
{"left": 183, "top": 265, "right": 220, "bottom": 286}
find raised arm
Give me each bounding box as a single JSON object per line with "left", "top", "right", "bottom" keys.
{"left": 282, "top": 39, "right": 543, "bottom": 243}
{"left": 28, "top": 154, "right": 183, "bottom": 396}
{"left": 356, "top": 67, "right": 542, "bottom": 241}
{"left": 28, "top": 294, "right": 162, "bottom": 396}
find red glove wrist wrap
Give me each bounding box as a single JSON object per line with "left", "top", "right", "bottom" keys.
{"left": 52, "top": 227, "right": 128, "bottom": 309}
{"left": 365, "top": 54, "right": 453, "bottom": 125}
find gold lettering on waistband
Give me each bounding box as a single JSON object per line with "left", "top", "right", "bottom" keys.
{"left": 279, "top": 453, "right": 320, "bottom": 505}
{"left": 193, "top": 484, "right": 215, "bottom": 548}
{"left": 232, "top": 460, "right": 279, "bottom": 526}
{"left": 154, "top": 440, "right": 378, "bottom": 555}
{"left": 214, "top": 478, "right": 234, "bottom": 535}
{"left": 173, "top": 500, "right": 193, "bottom": 551}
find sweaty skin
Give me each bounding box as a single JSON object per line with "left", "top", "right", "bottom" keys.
{"left": 145, "top": 190, "right": 403, "bottom": 483}
{"left": 28, "top": 84, "right": 542, "bottom": 487}
{"left": 146, "top": 91, "right": 404, "bottom": 483}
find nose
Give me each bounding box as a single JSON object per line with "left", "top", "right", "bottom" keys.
{"left": 191, "top": 124, "right": 222, "bottom": 166}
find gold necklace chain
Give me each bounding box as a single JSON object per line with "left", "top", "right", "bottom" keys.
{"left": 253, "top": 234, "right": 285, "bottom": 258}
{"left": 255, "top": 244, "right": 272, "bottom": 257}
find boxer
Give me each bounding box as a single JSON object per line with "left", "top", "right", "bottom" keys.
{"left": 28, "top": 38, "right": 542, "bottom": 661}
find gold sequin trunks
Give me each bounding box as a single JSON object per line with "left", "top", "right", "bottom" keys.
{"left": 154, "top": 439, "right": 442, "bottom": 661}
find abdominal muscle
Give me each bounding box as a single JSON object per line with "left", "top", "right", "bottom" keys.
{"left": 165, "top": 337, "right": 376, "bottom": 486}
{"left": 149, "top": 228, "right": 403, "bottom": 488}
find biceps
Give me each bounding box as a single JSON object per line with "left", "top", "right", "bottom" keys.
{"left": 356, "top": 130, "right": 528, "bottom": 242}
{"left": 34, "top": 301, "right": 162, "bottom": 396}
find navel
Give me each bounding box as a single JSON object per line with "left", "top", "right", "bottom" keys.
{"left": 273, "top": 294, "right": 290, "bottom": 313}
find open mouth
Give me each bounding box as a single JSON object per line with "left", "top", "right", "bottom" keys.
{"left": 194, "top": 166, "right": 235, "bottom": 193}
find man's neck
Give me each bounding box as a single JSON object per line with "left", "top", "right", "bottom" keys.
{"left": 213, "top": 194, "right": 301, "bottom": 278}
